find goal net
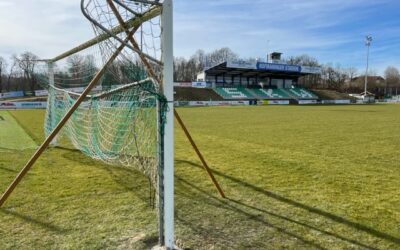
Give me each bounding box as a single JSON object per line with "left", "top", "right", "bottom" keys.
{"left": 32, "top": 1, "right": 175, "bottom": 247}
{"left": 35, "top": 0, "right": 166, "bottom": 195}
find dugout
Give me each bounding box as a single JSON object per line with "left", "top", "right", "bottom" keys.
{"left": 197, "top": 56, "right": 321, "bottom": 89}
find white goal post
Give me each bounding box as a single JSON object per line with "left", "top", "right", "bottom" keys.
{"left": 161, "top": 0, "right": 174, "bottom": 248}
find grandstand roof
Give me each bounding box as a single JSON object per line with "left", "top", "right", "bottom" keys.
{"left": 204, "top": 61, "right": 321, "bottom": 78}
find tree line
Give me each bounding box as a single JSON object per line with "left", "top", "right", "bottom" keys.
{"left": 0, "top": 52, "right": 148, "bottom": 93}
{"left": 0, "top": 52, "right": 39, "bottom": 94}
{"left": 173, "top": 48, "right": 400, "bottom": 96}
{"left": 1, "top": 49, "right": 400, "bottom": 97}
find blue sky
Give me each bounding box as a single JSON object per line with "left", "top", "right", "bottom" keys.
{"left": 0, "top": 0, "right": 399, "bottom": 75}
{"left": 174, "top": 0, "right": 400, "bottom": 74}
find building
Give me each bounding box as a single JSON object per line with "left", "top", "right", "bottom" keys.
{"left": 197, "top": 52, "right": 321, "bottom": 89}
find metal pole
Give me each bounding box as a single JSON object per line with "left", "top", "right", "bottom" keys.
{"left": 364, "top": 35, "right": 372, "bottom": 99}
{"left": 364, "top": 45, "right": 369, "bottom": 95}
{"left": 161, "top": 0, "right": 174, "bottom": 249}
{"left": 140, "top": 3, "right": 143, "bottom": 51}
{"left": 47, "top": 62, "right": 58, "bottom": 147}
{"left": 174, "top": 109, "right": 225, "bottom": 198}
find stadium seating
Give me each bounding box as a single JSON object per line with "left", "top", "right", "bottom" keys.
{"left": 175, "top": 87, "right": 224, "bottom": 101}
{"left": 214, "top": 87, "right": 253, "bottom": 99}
{"left": 249, "top": 88, "right": 291, "bottom": 99}
{"left": 284, "top": 88, "right": 318, "bottom": 99}
{"left": 213, "top": 87, "right": 318, "bottom": 100}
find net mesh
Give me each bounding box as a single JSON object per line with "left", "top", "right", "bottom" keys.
{"left": 35, "top": 0, "right": 166, "bottom": 190}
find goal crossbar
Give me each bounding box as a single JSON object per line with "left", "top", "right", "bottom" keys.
{"left": 50, "top": 5, "right": 161, "bottom": 63}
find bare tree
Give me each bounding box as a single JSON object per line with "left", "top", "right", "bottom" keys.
{"left": 173, "top": 57, "right": 188, "bottom": 81}
{"left": 173, "top": 47, "right": 239, "bottom": 82}
{"left": 286, "top": 54, "right": 320, "bottom": 88}
{"left": 0, "top": 56, "right": 7, "bottom": 93}
{"left": 334, "top": 64, "right": 347, "bottom": 89}
{"left": 65, "top": 54, "right": 100, "bottom": 86}
{"left": 207, "top": 47, "right": 238, "bottom": 66}
{"left": 384, "top": 66, "right": 400, "bottom": 95}
{"left": 191, "top": 49, "right": 206, "bottom": 69}
{"left": 67, "top": 54, "right": 85, "bottom": 79}
{"left": 286, "top": 54, "right": 319, "bottom": 67}
{"left": 342, "top": 67, "right": 358, "bottom": 92}
{"left": 346, "top": 67, "right": 358, "bottom": 81}
{"left": 320, "top": 63, "right": 346, "bottom": 90}
{"left": 6, "top": 56, "right": 17, "bottom": 92}
{"left": 14, "top": 52, "right": 39, "bottom": 93}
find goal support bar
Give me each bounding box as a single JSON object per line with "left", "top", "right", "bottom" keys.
{"left": 174, "top": 109, "right": 225, "bottom": 198}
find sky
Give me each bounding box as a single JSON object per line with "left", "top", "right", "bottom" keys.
{"left": 0, "top": 0, "right": 399, "bottom": 75}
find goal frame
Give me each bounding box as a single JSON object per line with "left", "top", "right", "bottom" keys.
{"left": 0, "top": 1, "right": 175, "bottom": 249}
{"left": 0, "top": 2, "right": 226, "bottom": 249}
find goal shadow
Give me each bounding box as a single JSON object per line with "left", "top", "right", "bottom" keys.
{"left": 176, "top": 159, "right": 400, "bottom": 247}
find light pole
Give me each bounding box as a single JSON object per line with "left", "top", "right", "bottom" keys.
{"left": 364, "top": 35, "right": 372, "bottom": 97}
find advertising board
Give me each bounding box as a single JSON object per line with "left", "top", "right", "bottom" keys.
{"left": 263, "top": 100, "right": 290, "bottom": 105}
{"left": 227, "top": 60, "right": 257, "bottom": 69}
{"left": 0, "top": 102, "right": 47, "bottom": 109}
{"left": 298, "top": 100, "right": 318, "bottom": 105}
{"left": 0, "top": 91, "right": 24, "bottom": 99}
{"left": 35, "top": 90, "right": 49, "bottom": 96}
{"left": 191, "top": 82, "right": 208, "bottom": 88}
{"left": 257, "top": 62, "right": 301, "bottom": 73}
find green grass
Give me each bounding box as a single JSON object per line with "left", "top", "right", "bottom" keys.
{"left": 0, "top": 111, "right": 37, "bottom": 150}
{"left": 1, "top": 105, "right": 400, "bottom": 249}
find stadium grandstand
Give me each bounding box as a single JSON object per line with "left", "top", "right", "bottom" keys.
{"left": 2, "top": 52, "right": 355, "bottom": 107}
{"left": 174, "top": 52, "right": 327, "bottom": 104}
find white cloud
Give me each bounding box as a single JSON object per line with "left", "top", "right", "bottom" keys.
{"left": 0, "top": 0, "right": 399, "bottom": 75}
{"left": 0, "top": 0, "right": 92, "bottom": 60}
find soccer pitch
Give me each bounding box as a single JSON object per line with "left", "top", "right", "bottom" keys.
{"left": 0, "top": 105, "right": 399, "bottom": 249}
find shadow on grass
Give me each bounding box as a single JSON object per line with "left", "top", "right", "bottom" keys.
{"left": 176, "top": 176, "right": 326, "bottom": 250}
{"left": 53, "top": 145, "right": 79, "bottom": 151}
{"left": 0, "top": 166, "right": 19, "bottom": 173}
{"left": 228, "top": 199, "right": 378, "bottom": 250}
{"left": 177, "top": 159, "right": 400, "bottom": 246}
{"left": 91, "top": 164, "right": 156, "bottom": 207}
{"left": 328, "top": 109, "right": 378, "bottom": 113}
{"left": 0, "top": 208, "right": 67, "bottom": 233}
{"left": 142, "top": 235, "right": 159, "bottom": 249}
{"left": 59, "top": 147, "right": 155, "bottom": 207}
{"left": 0, "top": 146, "right": 17, "bottom": 151}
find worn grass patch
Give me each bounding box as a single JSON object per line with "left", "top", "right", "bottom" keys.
{"left": 6, "top": 110, "right": 46, "bottom": 144}
{"left": 0, "top": 111, "right": 37, "bottom": 150}
{"left": 1, "top": 105, "right": 400, "bottom": 249}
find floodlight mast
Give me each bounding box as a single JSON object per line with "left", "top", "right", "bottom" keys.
{"left": 364, "top": 35, "right": 372, "bottom": 96}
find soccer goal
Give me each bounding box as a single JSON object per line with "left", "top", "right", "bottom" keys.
{"left": 0, "top": 0, "right": 174, "bottom": 248}
{"left": 1, "top": 1, "right": 227, "bottom": 248}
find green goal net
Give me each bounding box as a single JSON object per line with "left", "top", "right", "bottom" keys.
{"left": 35, "top": 0, "right": 166, "bottom": 189}
{"left": 45, "top": 79, "right": 166, "bottom": 186}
